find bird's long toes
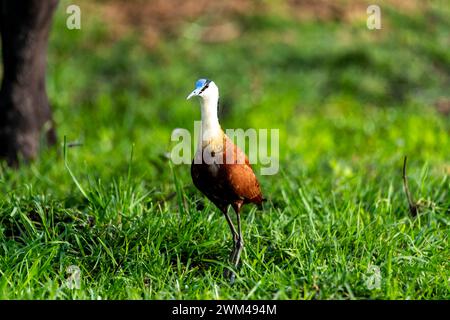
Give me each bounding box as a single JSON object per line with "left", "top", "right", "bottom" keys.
{"left": 223, "top": 267, "right": 234, "bottom": 279}
{"left": 223, "top": 268, "right": 236, "bottom": 284}
{"left": 229, "top": 272, "right": 236, "bottom": 285}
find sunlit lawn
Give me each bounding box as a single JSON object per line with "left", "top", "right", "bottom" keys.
{"left": 0, "top": 0, "right": 448, "bottom": 299}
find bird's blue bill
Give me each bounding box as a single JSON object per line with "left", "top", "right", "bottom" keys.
{"left": 186, "top": 89, "right": 200, "bottom": 100}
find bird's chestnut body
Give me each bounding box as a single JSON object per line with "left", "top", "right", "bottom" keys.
{"left": 191, "top": 131, "right": 264, "bottom": 213}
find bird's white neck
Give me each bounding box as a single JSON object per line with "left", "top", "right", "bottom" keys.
{"left": 199, "top": 93, "right": 221, "bottom": 142}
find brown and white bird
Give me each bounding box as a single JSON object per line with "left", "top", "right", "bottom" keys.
{"left": 187, "top": 79, "right": 264, "bottom": 280}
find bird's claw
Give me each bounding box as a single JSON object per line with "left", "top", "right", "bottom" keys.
{"left": 223, "top": 268, "right": 236, "bottom": 284}
{"left": 229, "top": 272, "right": 236, "bottom": 285}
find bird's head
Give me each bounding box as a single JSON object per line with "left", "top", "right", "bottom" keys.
{"left": 186, "top": 79, "right": 219, "bottom": 103}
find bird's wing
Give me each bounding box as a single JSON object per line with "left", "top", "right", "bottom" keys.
{"left": 220, "top": 136, "right": 264, "bottom": 204}
{"left": 221, "top": 163, "right": 263, "bottom": 203}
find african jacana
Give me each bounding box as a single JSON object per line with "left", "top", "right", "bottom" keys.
{"left": 187, "top": 79, "right": 264, "bottom": 280}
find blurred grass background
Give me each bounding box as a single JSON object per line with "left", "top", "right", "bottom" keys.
{"left": 0, "top": 0, "right": 449, "bottom": 299}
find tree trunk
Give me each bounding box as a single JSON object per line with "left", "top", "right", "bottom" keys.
{"left": 0, "top": 0, "right": 58, "bottom": 166}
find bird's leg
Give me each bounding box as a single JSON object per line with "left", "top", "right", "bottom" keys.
{"left": 232, "top": 211, "right": 244, "bottom": 268}
{"left": 228, "top": 210, "right": 244, "bottom": 284}
{"left": 226, "top": 202, "right": 244, "bottom": 284}
{"left": 223, "top": 208, "right": 238, "bottom": 278}
{"left": 223, "top": 209, "right": 239, "bottom": 244}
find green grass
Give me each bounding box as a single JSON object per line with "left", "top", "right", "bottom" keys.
{"left": 0, "top": 0, "right": 449, "bottom": 299}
